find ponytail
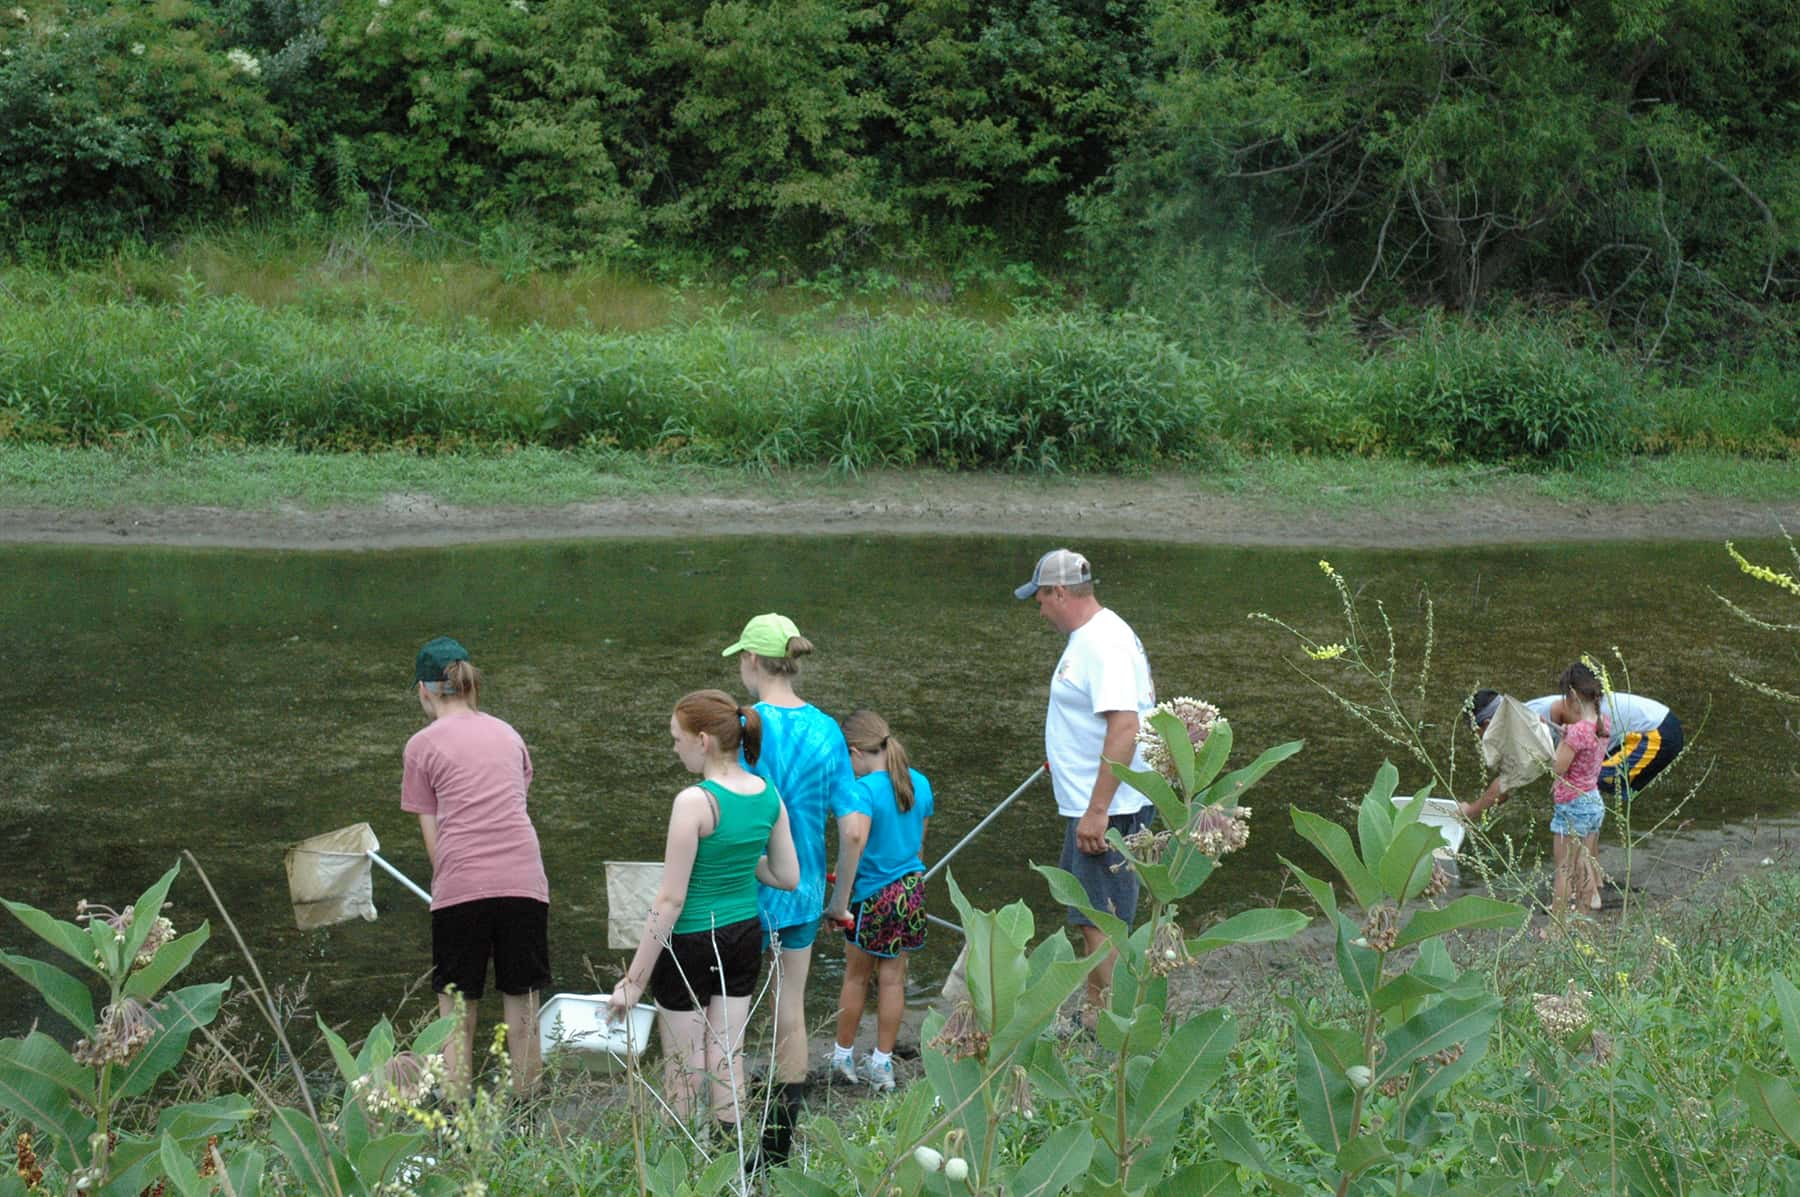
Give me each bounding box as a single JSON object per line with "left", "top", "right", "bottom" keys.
{"left": 842, "top": 709, "right": 914, "bottom": 813}
{"left": 674, "top": 689, "right": 762, "bottom": 765}
{"left": 1557, "top": 663, "right": 1604, "bottom": 736}
{"left": 751, "top": 635, "right": 814, "bottom": 679}
{"left": 435, "top": 659, "right": 482, "bottom": 708}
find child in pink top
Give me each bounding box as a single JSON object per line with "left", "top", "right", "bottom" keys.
{"left": 401, "top": 636, "right": 549, "bottom": 1096}
{"left": 1547, "top": 663, "right": 1610, "bottom": 922}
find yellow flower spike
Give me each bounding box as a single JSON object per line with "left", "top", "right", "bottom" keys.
{"left": 1318, "top": 560, "right": 1335, "bottom": 576}
{"left": 1728, "top": 542, "right": 1800, "bottom": 596}
{"left": 1306, "top": 643, "right": 1349, "bottom": 661}
{"left": 1615, "top": 970, "right": 1630, "bottom": 991}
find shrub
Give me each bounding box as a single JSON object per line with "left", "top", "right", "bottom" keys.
{"left": 0, "top": 1, "right": 287, "bottom": 245}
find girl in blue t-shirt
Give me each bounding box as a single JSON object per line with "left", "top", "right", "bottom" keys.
{"left": 826, "top": 709, "right": 933, "bottom": 1092}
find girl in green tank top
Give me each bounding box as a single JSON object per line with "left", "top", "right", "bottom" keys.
{"left": 677, "top": 777, "right": 782, "bottom": 933}
{"left": 609, "top": 689, "right": 799, "bottom": 1129}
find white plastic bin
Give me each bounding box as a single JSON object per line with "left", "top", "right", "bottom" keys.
{"left": 1391, "top": 795, "right": 1465, "bottom": 880}
{"left": 538, "top": 994, "right": 655, "bottom": 1072}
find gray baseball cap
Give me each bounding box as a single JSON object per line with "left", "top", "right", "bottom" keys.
{"left": 1014, "top": 548, "right": 1093, "bottom": 599}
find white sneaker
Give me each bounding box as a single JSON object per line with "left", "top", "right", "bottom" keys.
{"left": 830, "top": 1052, "right": 860, "bottom": 1085}
{"left": 858, "top": 1055, "right": 896, "bottom": 1092}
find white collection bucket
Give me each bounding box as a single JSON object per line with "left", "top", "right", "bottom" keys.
{"left": 1391, "top": 795, "right": 1466, "bottom": 877}
{"left": 538, "top": 994, "right": 655, "bottom": 1072}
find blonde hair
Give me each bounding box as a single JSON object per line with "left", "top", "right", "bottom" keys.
{"left": 749, "top": 634, "right": 814, "bottom": 678}
{"left": 842, "top": 709, "right": 915, "bottom": 813}
{"left": 429, "top": 660, "right": 482, "bottom": 708}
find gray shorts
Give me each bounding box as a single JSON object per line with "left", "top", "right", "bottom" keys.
{"left": 1059, "top": 807, "right": 1153, "bottom": 928}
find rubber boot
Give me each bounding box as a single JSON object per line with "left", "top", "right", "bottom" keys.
{"left": 758, "top": 1081, "right": 806, "bottom": 1168}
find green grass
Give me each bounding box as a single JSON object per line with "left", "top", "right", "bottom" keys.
{"left": 5, "top": 445, "right": 1798, "bottom": 517}
{"left": 2, "top": 230, "right": 1795, "bottom": 479}
{"left": 6, "top": 444, "right": 1800, "bottom": 513}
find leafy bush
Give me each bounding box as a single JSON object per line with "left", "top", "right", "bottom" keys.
{"left": 0, "top": 1, "right": 287, "bottom": 245}
{"left": 0, "top": 293, "right": 1217, "bottom": 470}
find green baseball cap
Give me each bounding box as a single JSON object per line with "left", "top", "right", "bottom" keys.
{"left": 415, "top": 636, "right": 470, "bottom": 683}
{"left": 721, "top": 613, "right": 802, "bottom": 658}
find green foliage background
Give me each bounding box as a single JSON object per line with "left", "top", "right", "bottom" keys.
{"left": 0, "top": 0, "right": 1794, "bottom": 469}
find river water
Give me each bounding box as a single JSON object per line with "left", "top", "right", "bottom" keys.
{"left": 1, "top": 535, "right": 1789, "bottom": 1038}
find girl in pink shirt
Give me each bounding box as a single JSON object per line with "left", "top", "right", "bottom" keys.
{"left": 1547, "top": 663, "right": 1610, "bottom": 923}
{"left": 402, "top": 636, "right": 549, "bottom": 1096}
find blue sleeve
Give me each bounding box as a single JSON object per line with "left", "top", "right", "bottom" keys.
{"left": 828, "top": 724, "right": 859, "bottom": 818}
{"left": 843, "top": 774, "right": 876, "bottom": 817}
{"left": 915, "top": 771, "right": 934, "bottom": 819}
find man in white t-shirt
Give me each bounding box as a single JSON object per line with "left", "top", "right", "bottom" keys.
{"left": 1015, "top": 548, "right": 1156, "bottom": 1022}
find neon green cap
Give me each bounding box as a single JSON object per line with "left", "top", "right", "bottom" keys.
{"left": 721, "top": 612, "right": 802, "bottom": 658}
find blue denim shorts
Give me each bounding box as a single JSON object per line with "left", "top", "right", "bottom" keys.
{"left": 1549, "top": 790, "right": 1605, "bottom": 837}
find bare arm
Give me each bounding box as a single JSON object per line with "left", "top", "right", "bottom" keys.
{"left": 825, "top": 811, "right": 870, "bottom": 918}
{"left": 758, "top": 801, "right": 800, "bottom": 891}
{"left": 610, "top": 788, "right": 705, "bottom": 1015}
{"left": 1552, "top": 738, "right": 1576, "bottom": 778}
{"left": 1077, "top": 710, "right": 1140, "bottom": 854}
{"left": 1460, "top": 775, "right": 1509, "bottom": 820}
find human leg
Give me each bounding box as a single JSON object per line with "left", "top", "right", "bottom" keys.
{"left": 703, "top": 993, "right": 754, "bottom": 1125}
{"left": 436, "top": 990, "right": 478, "bottom": 1101}
{"left": 1581, "top": 832, "right": 1603, "bottom": 911}
{"left": 874, "top": 955, "right": 907, "bottom": 1055}
{"left": 499, "top": 991, "right": 541, "bottom": 1093}
{"left": 770, "top": 942, "right": 814, "bottom": 1085}
{"left": 835, "top": 943, "right": 874, "bottom": 1053}
{"left": 432, "top": 900, "right": 500, "bottom": 1100}
{"left": 656, "top": 1007, "right": 709, "bottom": 1121}
{"left": 491, "top": 899, "right": 551, "bottom": 1095}
{"left": 1061, "top": 810, "right": 1149, "bottom": 1024}
{"left": 1550, "top": 833, "right": 1573, "bottom": 918}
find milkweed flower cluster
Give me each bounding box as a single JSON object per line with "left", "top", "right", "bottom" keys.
{"left": 1186, "top": 803, "right": 1251, "bottom": 858}
{"left": 929, "top": 998, "right": 989, "bottom": 1061}
{"left": 1112, "top": 826, "right": 1171, "bottom": 872}
{"left": 351, "top": 1051, "right": 442, "bottom": 1117}
{"left": 72, "top": 998, "right": 160, "bottom": 1067}
{"left": 1146, "top": 919, "right": 1193, "bottom": 977}
{"left": 15, "top": 1132, "right": 43, "bottom": 1188}
{"left": 1135, "top": 696, "right": 1221, "bottom": 786}
{"left": 1533, "top": 984, "right": 1592, "bottom": 1037}
{"left": 75, "top": 900, "right": 177, "bottom": 969}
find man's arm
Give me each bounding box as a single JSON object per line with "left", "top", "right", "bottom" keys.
{"left": 1076, "top": 709, "right": 1139, "bottom": 854}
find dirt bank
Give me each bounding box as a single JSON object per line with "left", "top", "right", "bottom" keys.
{"left": 3, "top": 473, "right": 1797, "bottom": 550}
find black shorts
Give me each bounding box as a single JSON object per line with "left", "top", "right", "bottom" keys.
{"left": 649, "top": 916, "right": 763, "bottom": 1012}
{"left": 431, "top": 897, "right": 551, "bottom": 1000}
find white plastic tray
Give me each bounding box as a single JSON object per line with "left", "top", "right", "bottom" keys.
{"left": 1391, "top": 795, "right": 1466, "bottom": 858}
{"left": 538, "top": 993, "right": 655, "bottom": 1071}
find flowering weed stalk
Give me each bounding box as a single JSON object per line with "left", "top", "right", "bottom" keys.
{"left": 1251, "top": 559, "right": 1464, "bottom": 800}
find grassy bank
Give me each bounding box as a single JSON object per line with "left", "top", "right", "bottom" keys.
{"left": 2, "top": 236, "right": 1795, "bottom": 475}
{"left": 5, "top": 444, "right": 1800, "bottom": 515}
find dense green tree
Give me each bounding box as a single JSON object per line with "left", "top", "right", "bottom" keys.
{"left": 0, "top": 0, "right": 288, "bottom": 241}
{"left": 1091, "top": 0, "right": 1797, "bottom": 348}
